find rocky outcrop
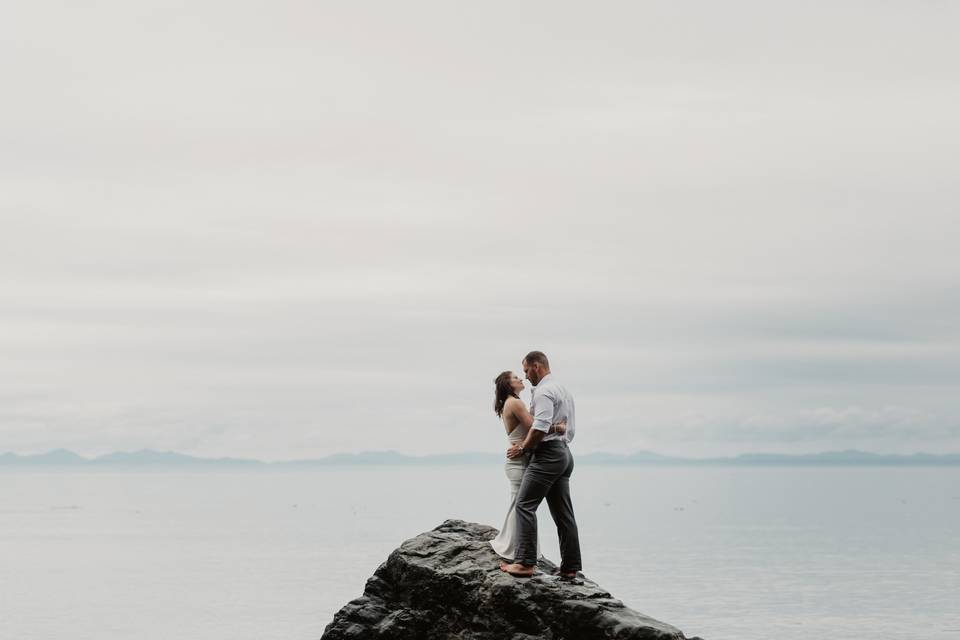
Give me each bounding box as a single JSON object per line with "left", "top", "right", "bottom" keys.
{"left": 321, "top": 519, "right": 702, "bottom": 640}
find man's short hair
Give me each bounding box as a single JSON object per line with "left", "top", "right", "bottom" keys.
{"left": 523, "top": 350, "right": 550, "bottom": 368}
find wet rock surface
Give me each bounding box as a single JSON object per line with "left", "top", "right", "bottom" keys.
{"left": 321, "top": 519, "right": 703, "bottom": 640}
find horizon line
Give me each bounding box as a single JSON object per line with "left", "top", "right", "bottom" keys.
{"left": 2, "top": 447, "right": 959, "bottom": 466}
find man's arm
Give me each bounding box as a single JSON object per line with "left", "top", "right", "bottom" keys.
{"left": 520, "top": 426, "right": 546, "bottom": 451}
{"left": 509, "top": 398, "right": 562, "bottom": 432}
{"left": 507, "top": 390, "right": 555, "bottom": 458}
{"left": 528, "top": 388, "right": 556, "bottom": 434}
{"left": 508, "top": 427, "right": 545, "bottom": 459}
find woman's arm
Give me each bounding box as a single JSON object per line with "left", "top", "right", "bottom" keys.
{"left": 508, "top": 398, "right": 565, "bottom": 433}
{"left": 507, "top": 397, "right": 533, "bottom": 429}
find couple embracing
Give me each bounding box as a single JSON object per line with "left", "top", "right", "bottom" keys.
{"left": 490, "top": 350, "right": 582, "bottom": 580}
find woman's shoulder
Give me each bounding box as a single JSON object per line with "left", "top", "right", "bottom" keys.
{"left": 502, "top": 396, "right": 524, "bottom": 412}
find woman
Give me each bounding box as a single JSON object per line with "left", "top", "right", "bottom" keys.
{"left": 488, "top": 370, "right": 566, "bottom": 562}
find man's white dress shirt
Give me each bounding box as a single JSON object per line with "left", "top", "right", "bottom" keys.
{"left": 530, "top": 373, "right": 576, "bottom": 443}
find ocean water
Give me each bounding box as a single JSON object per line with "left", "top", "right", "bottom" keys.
{"left": 1, "top": 466, "right": 958, "bottom": 640}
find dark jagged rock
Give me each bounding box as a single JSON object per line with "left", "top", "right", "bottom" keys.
{"left": 321, "top": 519, "right": 703, "bottom": 640}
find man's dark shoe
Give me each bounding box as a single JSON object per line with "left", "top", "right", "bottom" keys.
{"left": 551, "top": 568, "right": 583, "bottom": 582}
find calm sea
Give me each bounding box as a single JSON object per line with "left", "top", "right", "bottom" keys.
{"left": 1, "top": 466, "right": 958, "bottom": 640}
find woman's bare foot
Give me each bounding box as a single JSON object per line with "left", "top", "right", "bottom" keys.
{"left": 499, "top": 561, "right": 535, "bottom": 577}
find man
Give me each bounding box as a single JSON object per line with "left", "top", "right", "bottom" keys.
{"left": 499, "top": 350, "right": 582, "bottom": 579}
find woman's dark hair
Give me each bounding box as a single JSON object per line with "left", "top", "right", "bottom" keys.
{"left": 493, "top": 370, "right": 519, "bottom": 417}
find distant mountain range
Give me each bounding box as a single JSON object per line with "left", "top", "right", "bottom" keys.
{"left": 1, "top": 448, "right": 958, "bottom": 468}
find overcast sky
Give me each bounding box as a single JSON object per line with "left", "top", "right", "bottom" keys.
{"left": 2, "top": 2, "right": 958, "bottom": 460}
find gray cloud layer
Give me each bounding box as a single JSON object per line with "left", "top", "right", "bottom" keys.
{"left": 2, "top": 2, "right": 958, "bottom": 458}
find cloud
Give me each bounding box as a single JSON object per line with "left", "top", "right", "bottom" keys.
{"left": 2, "top": 2, "right": 959, "bottom": 458}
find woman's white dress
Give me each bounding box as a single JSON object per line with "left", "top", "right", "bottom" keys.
{"left": 489, "top": 421, "right": 542, "bottom": 561}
